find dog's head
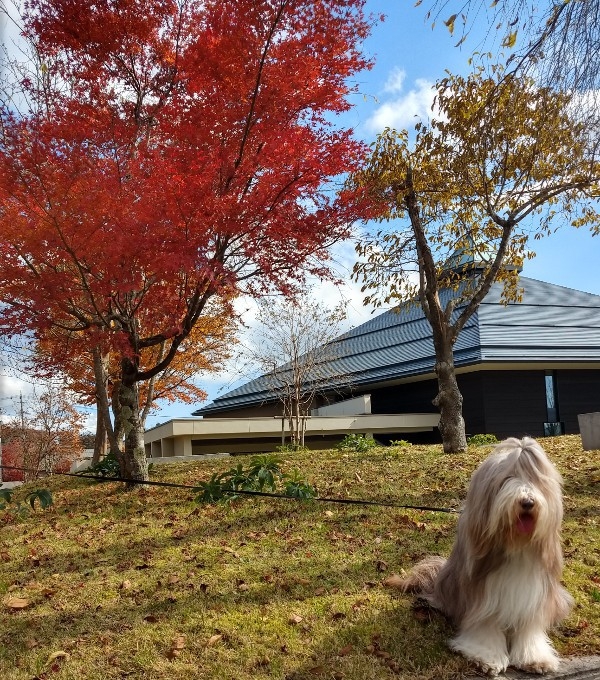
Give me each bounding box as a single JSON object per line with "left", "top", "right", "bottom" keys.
{"left": 463, "top": 437, "right": 564, "bottom": 553}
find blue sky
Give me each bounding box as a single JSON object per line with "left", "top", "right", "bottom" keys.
{"left": 1, "top": 0, "right": 599, "bottom": 429}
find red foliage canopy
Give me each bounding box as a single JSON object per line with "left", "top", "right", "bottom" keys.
{"left": 0, "top": 0, "right": 373, "bottom": 385}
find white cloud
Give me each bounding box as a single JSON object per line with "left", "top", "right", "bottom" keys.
{"left": 383, "top": 67, "right": 407, "bottom": 94}
{"left": 0, "top": 368, "right": 36, "bottom": 422}
{"left": 366, "top": 76, "right": 436, "bottom": 134}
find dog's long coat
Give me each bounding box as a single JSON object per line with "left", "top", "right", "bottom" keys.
{"left": 396, "top": 437, "right": 573, "bottom": 676}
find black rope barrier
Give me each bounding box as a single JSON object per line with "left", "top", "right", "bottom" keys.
{"left": 0, "top": 464, "right": 460, "bottom": 514}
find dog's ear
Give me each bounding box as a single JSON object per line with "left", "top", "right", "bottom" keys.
{"left": 460, "top": 459, "right": 508, "bottom": 575}
{"left": 462, "top": 505, "right": 503, "bottom": 569}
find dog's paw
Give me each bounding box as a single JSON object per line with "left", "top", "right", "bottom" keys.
{"left": 450, "top": 631, "right": 508, "bottom": 677}
{"left": 476, "top": 659, "right": 507, "bottom": 677}
{"left": 510, "top": 632, "right": 560, "bottom": 674}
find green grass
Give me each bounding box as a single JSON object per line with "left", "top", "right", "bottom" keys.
{"left": 1, "top": 435, "right": 599, "bottom": 679}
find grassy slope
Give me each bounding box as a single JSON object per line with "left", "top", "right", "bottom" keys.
{"left": 1, "top": 435, "right": 598, "bottom": 679}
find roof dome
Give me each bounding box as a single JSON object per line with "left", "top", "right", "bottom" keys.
{"left": 442, "top": 235, "right": 523, "bottom": 276}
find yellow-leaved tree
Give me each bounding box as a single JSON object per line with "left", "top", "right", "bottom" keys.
{"left": 30, "top": 298, "right": 237, "bottom": 466}
{"left": 352, "top": 64, "right": 600, "bottom": 453}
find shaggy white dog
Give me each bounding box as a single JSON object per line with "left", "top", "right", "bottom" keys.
{"left": 393, "top": 437, "right": 573, "bottom": 676}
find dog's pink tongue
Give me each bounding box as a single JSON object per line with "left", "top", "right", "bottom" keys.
{"left": 517, "top": 514, "right": 535, "bottom": 534}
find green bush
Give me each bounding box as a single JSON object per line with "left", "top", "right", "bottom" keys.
{"left": 389, "top": 439, "right": 412, "bottom": 448}
{"left": 0, "top": 488, "right": 53, "bottom": 518}
{"left": 283, "top": 469, "right": 316, "bottom": 500}
{"left": 467, "top": 433, "right": 499, "bottom": 446}
{"left": 194, "top": 454, "right": 315, "bottom": 503}
{"left": 86, "top": 451, "right": 121, "bottom": 478}
{"left": 336, "top": 433, "right": 376, "bottom": 453}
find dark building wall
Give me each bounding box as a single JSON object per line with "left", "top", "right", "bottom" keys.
{"left": 479, "top": 371, "right": 547, "bottom": 439}
{"left": 369, "top": 373, "right": 487, "bottom": 436}
{"left": 556, "top": 369, "right": 600, "bottom": 433}
{"left": 369, "top": 370, "right": 551, "bottom": 440}
{"left": 458, "top": 373, "right": 486, "bottom": 436}
{"left": 370, "top": 380, "right": 438, "bottom": 415}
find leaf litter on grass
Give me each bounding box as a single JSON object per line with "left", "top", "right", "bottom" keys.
{"left": 0, "top": 435, "right": 598, "bottom": 679}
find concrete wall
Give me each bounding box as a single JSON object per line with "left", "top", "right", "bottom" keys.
{"left": 312, "top": 394, "right": 371, "bottom": 416}
{"left": 144, "top": 413, "right": 439, "bottom": 458}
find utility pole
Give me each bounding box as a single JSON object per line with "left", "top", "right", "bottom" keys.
{"left": 0, "top": 400, "right": 11, "bottom": 486}
{"left": 0, "top": 399, "right": 12, "bottom": 485}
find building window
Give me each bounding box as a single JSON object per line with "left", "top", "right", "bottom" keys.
{"left": 544, "top": 371, "right": 564, "bottom": 436}
{"left": 545, "top": 371, "right": 558, "bottom": 422}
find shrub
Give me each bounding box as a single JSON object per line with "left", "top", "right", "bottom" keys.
{"left": 336, "top": 433, "right": 376, "bottom": 453}
{"left": 194, "top": 454, "right": 315, "bottom": 503}
{"left": 86, "top": 451, "right": 121, "bottom": 478}
{"left": 0, "top": 487, "right": 53, "bottom": 518}
{"left": 283, "top": 469, "right": 316, "bottom": 499}
{"left": 467, "top": 433, "right": 499, "bottom": 446}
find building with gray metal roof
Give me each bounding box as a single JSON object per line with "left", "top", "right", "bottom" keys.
{"left": 194, "top": 277, "right": 600, "bottom": 441}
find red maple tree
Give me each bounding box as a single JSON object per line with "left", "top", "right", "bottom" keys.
{"left": 0, "top": 0, "right": 374, "bottom": 481}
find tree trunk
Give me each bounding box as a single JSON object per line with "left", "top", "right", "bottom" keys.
{"left": 293, "top": 399, "right": 301, "bottom": 448}
{"left": 300, "top": 412, "right": 306, "bottom": 448}
{"left": 432, "top": 342, "right": 467, "bottom": 453}
{"left": 403, "top": 173, "right": 467, "bottom": 454}
{"left": 92, "top": 399, "right": 108, "bottom": 466}
{"left": 114, "top": 359, "right": 149, "bottom": 483}
{"left": 93, "top": 347, "right": 123, "bottom": 460}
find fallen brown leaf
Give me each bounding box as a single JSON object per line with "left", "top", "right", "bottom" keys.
{"left": 206, "top": 634, "right": 223, "bottom": 647}
{"left": 5, "top": 596, "right": 30, "bottom": 610}
{"left": 308, "top": 665, "right": 326, "bottom": 675}
{"left": 173, "top": 636, "right": 186, "bottom": 649}
{"left": 46, "top": 651, "right": 70, "bottom": 665}
{"left": 166, "top": 635, "right": 186, "bottom": 659}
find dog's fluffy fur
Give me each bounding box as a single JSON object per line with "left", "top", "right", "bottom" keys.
{"left": 395, "top": 437, "right": 573, "bottom": 676}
